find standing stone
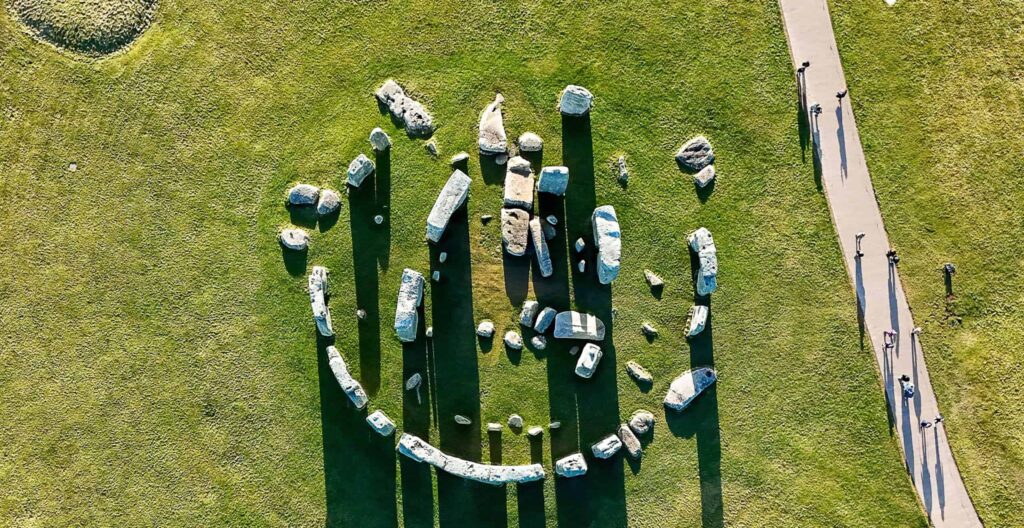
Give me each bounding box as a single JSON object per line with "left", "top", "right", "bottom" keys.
{"left": 425, "top": 326, "right": 433, "bottom": 338}
{"left": 508, "top": 414, "right": 524, "bottom": 429}
{"left": 425, "top": 140, "right": 439, "bottom": 157}
{"left": 518, "top": 132, "right": 543, "bottom": 152}
{"left": 686, "top": 305, "right": 709, "bottom": 337}
{"left": 426, "top": 170, "right": 472, "bottom": 243}
{"left": 367, "top": 410, "right": 396, "bottom": 436}
{"left": 537, "top": 166, "right": 569, "bottom": 196}
{"left": 374, "top": 214, "right": 384, "bottom": 225}
{"left": 664, "top": 367, "right": 718, "bottom": 411}
{"left": 501, "top": 208, "right": 530, "bottom": 257}
{"left": 694, "top": 165, "right": 716, "bottom": 188}
{"left": 479, "top": 93, "right": 508, "bottom": 155}
{"left": 641, "top": 323, "right": 658, "bottom": 338}
{"left": 644, "top": 269, "right": 664, "bottom": 289}
{"left": 530, "top": 218, "right": 553, "bottom": 278}
{"left": 279, "top": 228, "right": 310, "bottom": 251}
{"left": 476, "top": 320, "right": 496, "bottom": 338}
{"left": 288, "top": 183, "right": 320, "bottom": 206}
{"left": 369, "top": 127, "right": 392, "bottom": 151}
{"left": 308, "top": 266, "right": 333, "bottom": 337}
{"left": 688, "top": 227, "right": 718, "bottom": 296}
{"left": 394, "top": 269, "right": 425, "bottom": 343}
{"left": 528, "top": 426, "right": 544, "bottom": 437}
{"left": 356, "top": 308, "right": 367, "bottom": 320}
{"left": 626, "top": 361, "right": 653, "bottom": 384}
{"left": 346, "top": 154, "right": 375, "bottom": 187}
{"left": 316, "top": 189, "right": 341, "bottom": 216}
{"left": 533, "top": 307, "right": 557, "bottom": 333}
{"left": 451, "top": 151, "right": 470, "bottom": 166}
{"left": 504, "top": 157, "right": 535, "bottom": 211}
{"left": 431, "top": 270, "right": 441, "bottom": 282}
{"left": 488, "top": 422, "right": 504, "bottom": 432}
{"left": 553, "top": 311, "right": 606, "bottom": 340}
{"left": 545, "top": 215, "right": 558, "bottom": 226}
{"left": 575, "top": 238, "right": 586, "bottom": 253}
{"left": 327, "top": 346, "right": 368, "bottom": 409}
{"left": 591, "top": 434, "right": 622, "bottom": 459}
{"left": 481, "top": 214, "right": 494, "bottom": 224}
{"left": 628, "top": 410, "right": 655, "bottom": 435}
{"left": 559, "top": 85, "right": 594, "bottom": 116}
{"left": 439, "top": 252, "right": 448, "bottom": 263}
{"left": 555, "top": 453, "right": 588, "bottom": 478}
{"left": 618, "top": 424, "right": 642, "bottom": 459}
{"left": 592, "top": 205, "right": 621, "bottom": 285}
{"left": 504, "top": 331, "right": 524, "bottom": 350}
{"left": 530, "top": 335, "right": 547, "bottom": 350}
{"left": 675, "top": 135, "right": 715, "bottom": 171}
{"left": 574, "top": 343, "right": 603, "bottom": 379}
{"left": 454, "top": 415, "right": 472, "bottom": 425}
{"left": 374, "top": 79, "right": 435, "bottom": 138}
{"left": 519, "top": 301, "right": 540, "bottom": 327}
{"left": 578, "top": 260, "right": 586, "bottom": 273}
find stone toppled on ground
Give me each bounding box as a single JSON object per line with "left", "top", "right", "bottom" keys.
{"left": 394, "top": 268, "right": 425, "bottom": 342}
{"left": 694, "top": 165, "right": 716, "bottom": 188}
{"left": 454, "top": 415, "right": 472, "bottom": 425}
{"left": 675, "top": 135, "right": 715, "bottom": 172}
{"left": 367, "top": 410, "right": 396, "bottom": 436}
{"left": 279, "top": 228, "right": 310, "bottom": 251}
{"left": 530, "top": 335, "right": 547, "bottom": 350}
{"left": 369, "top": 127, "right": 391, "bottom": 151}
{"left": 520, "top": 301, "right": 540, "bottom": 327}
{"left": 288, "top": 183, "right": 319, "bottom": 206}
{"left": 478, "top": 93, "right": 508, "bottom": 155}
{"left": 537, "top": 166, "right": 569, "bottom": 196}
{"left": 641, "top": 323, "right": 658, "bottom": 339}
{"left": 533, "top": 307, "right": 557, "bottom": 333}
{"left": 592, "top": 205, "right": 621, "bottom": 285}
{"left": 618, "top": 424, "right": 642, "bottom": 459}
{"left": 575, "top": 237, "right": 586, "bottom": 253}
{"left": 518, "top": 132, "right": 543, "bottom": 152}
{"left": 686, "top": 305, "right": 709, "bottom": 337}
{"left": 559, "top": 85, "right": 594, "bottom": 116}
{"left": 426, "top": 169, "right": 472, "bottom": 243}
{"left": 504, "top": 331, "right": 523, "bottom": 350}
{"left": 316, "top": 189, "right": 341, "bottom": 216}
{"left": 578, "top": 260, "right": 586, "bottom": 273}
{"left": 688, "top": 227, "right": 719, "bottom": 296}
{"left": 575, "top": 343, "right": 603, "bottom": 379}
{"left": 375, "top": 80, "right": 435, "bottom": 138}
{"left": 644, "top": 269, "right": 664, "bottom": 289}
{"left": 508, "top": 414, "right": 524, "bottom": 428}
{"left": 450, "top": 151, "right": 470, "bottom": 167}
{"left": 549, "top": 421, "right": 561, "bottom": 429}
{"left": 504, "top": 157, "right": 535, "bottom": 211}
{"left": 664, "top": 367, "right": 718, "bottom": 411}
{"left": 476, "top": 320, "right": 495, "bottom": 338}
{"left": 615, "top": 155, "right": 629, "bottom": 184}
{"left": 591, "top": 434, "right": 622, "bottom": 459}
{"left": 346, "top": 154, "right": 375, "bottom": 188}
{"left": 308, "top": 266, "right": 333, "bottom": 337}
{"left": 554, "top": 311, "right": 606, "bottom": 340}
{"left": 431, "top": 270, "right": 441, "bottom": 283}
{"left": 398, "top": 433, "right": 546, "bottom": 486}
{"left": 438, "top": 252, "right": 448, "bottom": 263}
{"left": 327, "top": 346, "right": 368, "bottom": 409}
{"left": 555, "top": 453, "right": 588, "bottom": 478}
{"left": 406, "top": 372, "right": 423, "bottom": 404}
{"left": 529, "top": 218, "right": 553, "bottom": 278}
{"left": 480, "top": 214, "right": 494, "bottom": 224}
{"left": 629, "top": 410, "right": 655, "bottom": 435}
{"left": 501, "top": 208, "right": 530, "bottom": 256}
{"left": 626, "top": 361, "right": 653, "bottom": 385}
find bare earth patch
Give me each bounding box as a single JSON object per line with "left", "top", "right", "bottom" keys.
{"left": 6, "top": 0, "right": 157, "bottom": 56}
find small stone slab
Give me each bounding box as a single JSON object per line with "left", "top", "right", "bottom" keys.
{"left": 538, "top": 166, "right": 569, "bottom": 196}
{"left": 487, "top": 422, "right": 503, "bottom": 432}
{"left": 369, "top": 127, "right": 391, "bottom": 151}
{"left": 559, "top": 85, "right": 593, "bottom": 116}
{"left": 504, "top": 331, "right": 524, "bottom": 350}
{"left": 664, "top": 367, "right": 718, "bottom": 411}
{"left": 455, "top": 415, "right": 472, "bottom": 425}
{"left": 555, "top": 453, "right": 588, "bottom": 478}
{"left": 327, "top": 346, "right": 368, "bottom": 409}
{"left": 316, "top": 189, "right": 341, "bottom": 216}
{"left": 530, "top": 335, "right": 547, "bottom": 350}
{"left": 394, "top": 268, "right": 425, "bottom": 343}
{"left": 615, "top": 155, "right": 629, "bottom": 184}
{"left": 501, "top": 208, "right": 530, "bottom": 257}
{"left": 694, "top": 164, "right": 716, "bottom": 188}
{"left": 520, "top": 301, "right": 540, "bottom": 327}
{"left": 518, "top": 132, "right": 543, "bottom": 152}
{"left": 628, "top": 410, "right": 655, "bottom": 435}
{"left": 575, "top": 343, "right": 603, "bottom": 379}
{"left": 575, "top": 237, "right": 586, "bottom": 253}
{"left": 641, "top": 323, "right": 658, "bottom": 338}
{"left": 528, "top": 426, "right": 544, "bottom": 437}
{"left": 618, "top": 424, "right": 642, "bottom": 459}
{"left": 451, "top": 151, "right": 470, "bottom": 166}
{"left": 426, "top": 169, "right": 472, "bottom": 243}
{"left": 591, "top": 434, "right": 622, "bottom": 459}
{"left": 626, "top": 360, "right": 653, "bottom": 385}
{"left": 530, "top": 218, "right": 553, "bottom": 278}
{"left": 644, "top": 269, "right": 664, "bottom": 289}
{"left": 554, "top": 311, "right": 606, "bottom": 340}
{"left": 346, "top": 154, "right": 375, "bottom": 187}
{"left": 477, "top": 320, "right": 495, "bottom": 338}
{"left": 504, "top": 157, "right": 535, "bottom": 211}
{"left": 288, "top": 183, "right": 319, "bottom": 206}
{"left": 508, "top": 414, "right": 524, "bottom": 428}
{"left": 279, "top": 228, "right": 310, "bottom": 251}
{"left": 675, "top": 135, "right": 715, "bottom": 172}
{"left": 367, "top": 410, "right": 396, "bottom": 436}
{"left": 533, "top": 307, "right": 557, "bottom": 333}
{"left": 479, "top": 93, "right": 507, "bottom": 154}
{"left": 686, "top": 305, "right": 709, "bottom": 337}
{"left": 592, "top": 205, "right": 621, "bottom": 285}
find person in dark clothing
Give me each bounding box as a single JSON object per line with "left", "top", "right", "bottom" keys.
{"left": 836, "top": 89, "right": 848, "bottom": 101}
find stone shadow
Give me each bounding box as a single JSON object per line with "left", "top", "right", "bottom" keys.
{"left": 375, "top": 149, "right": 393, "bottom": 270}
{"left": 349, "top": 170, "right": 387, "bottom": 394}
{"left": 281, "top": 245, "right": 307, "bottom": 277}
{"left": 480, "top": 153, "right": 506, "bottom": 186}
{"left": 400, "top": 304, "right": 434, "bottom": 528}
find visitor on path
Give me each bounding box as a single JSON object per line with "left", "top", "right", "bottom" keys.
{"left": 802, "top": 60, "right": 810, "bottom": 68}
{"left": 883, "top": 329, "right": 896, "bottom": 349}
{"left": 921, "top": 420, "right": 933, "bottom": 429}
{"left": 935, "top": 415, "right": 944, "bottom": 425}
{"left": 899, "top": 375, "right": 915, "bottom": 398}
{"left": 887, "top": 249, "right": 900, "bottom": 265}
{"left": 811, "top": 103, "right": 822, "bottom": 117}
{"left": 855, "top": 232, "right": 865, "bottom": 258}
{"left": 836, "top": 89, "right": 847, "bottom": 101}
{"left": 912, "top": 327, "right": 922, "bottom": 337}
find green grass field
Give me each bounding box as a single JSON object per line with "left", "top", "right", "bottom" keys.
{"left": 831, "top": 1, "right": 1024, "bottom": 525}
{"left": 0, "top": 1, "right": 930, "bottom": 526}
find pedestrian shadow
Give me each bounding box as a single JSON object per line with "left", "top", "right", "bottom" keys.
{"left": 796, "top": 72, "right": 810, "bottom": 163}
{"left": 934, "top": 426, "right": 946, "bottom": 517}
{"left": 854, "top": 256, "right": 866, "bottom": 351}
{"left": 900, "top": 397, "right": 916, "bottom": 475}
{"left": 835, "top": 105, "right": 848, "bottom": 180}
{"left": 401, "top": 302, "right": 434, "bottom": 528}
{"left": 810, "top": 112, "right": 823, "bottom": 191}
{"left": 349, "top": 174, "right": 385, "bottom": 395}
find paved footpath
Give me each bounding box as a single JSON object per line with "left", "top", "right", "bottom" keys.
{"left": 778, "top": 1, "right": 982, "bottom": 526}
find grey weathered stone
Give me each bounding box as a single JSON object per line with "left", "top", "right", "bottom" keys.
{"left": 504, "top": 157, "right": 535, "bottom": 211}
{"left": 615, "top": 155, "right": 629, "bottom": 184}
{"left": 537, "top": 166, "right": 569, "bottom": 196}
{"left": 555, "top": 453, "right": 588, "bottom": 478}
{"left": 438, "top": 252, "right": 448, "bottom": 263}
{"left": 675, "top": 135, "right": 715, "bottom": 171}
{"left": 356, "top": 308, "right": 367, "bottom": 320}
{"left": 308, "top": 266, "right": 333, "bottom": 337}
{"left": 592, "top": 205, "right": 621, "bottom": 285}
{"left": 374, "top": 214, "right": 384, "bottom": 225}
{"left": 530, "top": 335, "right": 547, "bottom": 350}
{"left": 316, "top": 189, "right": 341, "bottom": 216}
{"left": 508, "top": 414, "right": 524, "bottom": 428}
{"left": 694, "top": 164, "right": 716, "bottom": 188}
{"left": 574, "top": 343, "right": 603, "bottom": 379}
{"left": 394, "top": 268, "right": 425, "bottom": 343}
{"left": 578, "top": 260, "right": 586, "bottom": 273}
{"left": 431, "top": 270, "right": 441, "bottom": 282}
{"left": 425, "top": 140, "right": 438, "bottom": 157}
{"left": 451, "top": 151, "right": 470, "bottom": 166}
{"left": 478, "top": 93, "right": 508, "bottom": 154}
{"left": 397, "top": 433, "right": 446, "bottom": 466}
{"left": 327, "top": 346, "right": 368, "bottom": 409}
{"left": 426, "top": 170, "right": 472, "bottom": 243}
{"left": 425, "top": 326, "right": 433, "bottom": 338}
{"left": 528, "top": 426, "right": 543, "bottom": 437}
{"left": 501, "top": 208, "right": 530, "bottom": 257}
{"left": 554, "top": 311, "right": 606, "bottom": 340}
{"left": 618, "top": 424, "right": 642, "bottom": 459}
{"left": 369, "top": 127, "right": 391, "bottom": 151}
{"left": 520, "top": 301, "right": 540, "bottom": 327}
{"left": 688, "top": 227, "right": 718, "bottom": 296}
{"left": 504, "top": 331, "right": 523, "bottom": 350}
{"left": 398, "top": 433, "right": 547, "bottom": 486}
{"left": 664, "top": 367, "right": 718, "bottom": 411}
{"left": 375, "top": 80, "right": 435, "bottom": 138}
{"left": 626, "top": 360, "right": 653, "bottom": 385}
{"left": 518, "top": 132, "right": 543, "bottom": 152}
{"left": 545, "top": 215, "right": 558, "bottom": 226}
{"left": 575, "top": 237, "right": 586, "bottom": 253}
{"left": 642, "top": 271, "right": 663, "bottom": 292}
{"left": 367, "top": 410, "right": 396, "bottom": 436}
{"left": 406, "top": 373, "right": 422, "bottom": 390}
{"left": 288, "top": 183, "right": 320, "bottom": 206}
{"left": 549, "top": 421, "right": 561, "bottom": 430}
{"left": 686, "top": 305, "right": 709, "bottom": 337}
{"left": 641, "top": 323, "right": 658, "bottom": 338}
{"left": 628, "top": 410, "right": 655, "bottom": 435}
{"left": 559, "top": 85, "right": 593, "bottom": 116}
{"left": 477, "top": 320, "right": 495, "bottom": 338}
{"left": 591, "top": 434, "right": 622, "bottom": 459}
{"left": 533, "top": 307, "right": 557, "bottom": 333}
{"left": 487, "top": 422, "right": 503, "bottom": 432}
{"left": 346, "top": 154, "right": 375, "bottom": 187}
{"left": 530, "top": 218, "right": 553, "bottom": 278}
{"left": 454, "top": 415, "right": 472, "bottom": 425}
{"left": 481, "top": 214, "right": 494, "bottom": 224}
{"left": 279, "top": 228, "right": 310, "bottom": 251}
{"left": 543, "top": 222, "right": 556, "bottom": 240}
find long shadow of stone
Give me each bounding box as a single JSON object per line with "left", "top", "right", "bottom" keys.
{"left": 480, "top": 154, "right": 506, "bottom": 186}
{"left": 376, "top": 149, "right": 392, "bottom": 270}
{"left": 401, "top": 301, "right": 434, "bottom": 528}
{"left": 428, "top": 203, "right": 506, "bottom": 527}
{"left": 281, "top": 246, "right": 307, "bottom": 277}
{"left": 350, "top": 171, "right": 385, "bottom": 395}
{"left": 317, "top": 333, "right": 398, "bottom": 528}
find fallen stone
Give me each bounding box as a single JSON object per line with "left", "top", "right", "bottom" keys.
{"left": 369, "top": 127, "right": 391, "bottom": 151}
{"left": 518, "top": 132, "right": 543, "bottom": 152}
{"left": 327, "top": 346, "right": 368, "bottom": 409}
{"left": 425, "top": 140, "right": 438, "bottom": 157}
{"left": 425, "top": 326, "right": 433, "bottom": 338}
{"left": 528, "top": 426, "right": 543, "bottom": 437}
{"left": 545, "top": 215, "right": 558, "bottom": 226}
{"left": 575, "top": 343, "right": 603, "bottom": 379}
{"left": 530, "top": 335, "right": 547, "bottom": 350}
{"left": 367, "top": 410, "right": 396, "bottom": 436}
{"left": 477, "top": 320, "right": 495, "bottom": 338}
{"left": 279, "top": 228, "right": 310, "bottom": 251}
{"left": 575, "top": 238, "right": 586, "bottom": 253}
{"left": 396, "top": 433, "right": 446, "bottom": 467}
{"left": 426, "top": 169, "right": 472, "bottom": 243}
{"left": 487, "top": 422, "right": 503, "bottom": 432}
{"left": 346, "top": 154, "right": 375, "bottom": 187}
{"left": 618, "top": 424, "right": 642, "bottom": 459}
{"left": 394, "top": 268, "right": 425, "bottom": 343}
{"left": 537, "top": 166, "right": 569, "bottom": 196}
{"left": 615, "top": 155, "right": 629, "bottom": 184}
{"left": 591, "top": 434, "right": 622, "bottom": 459}
{"left": 592, "top": 205, "right": 621, "bottom": 285}
{"left": 664, "top": 367, "right": 718, "bottom": 411}
{"left": 454, "top": 415, "right": 472, "bottom": 425}
{"left": 375, "top": 80, "right": 435, "bottom": 137}
{"left": 626, "top": 361, "right": 653, "bottom": 385}
{"left": 374, "top": 214, "right": 384, "bottom": 225}
{"left": 694, "top": 164, "right": 716, "bottom": 188}
{"left": 451, "top": 151, "right": 470, "bottom": 166}
{"left": 644, "top": 270, "right": 664, "bottom": 289}
{"left": 555, "top": 453, "right": 588, "bottom": 478}
{"left": 504, "top": 157, "right": 535, "bottom": 211}
{"left": 629, "top": 410, "right": 655, "bottom": 435}
{"left": 686, "top": 305, "right": 709, "bottom": 338}
{"left": 520, "top": 301, "right": 540, "bottom": 327}
{"left": 431, "top": 270, "right": 441, "bottom": 282}
{"left": 549, "top": 421, "right": 561, "bottom": 429}
{"left": 559, "top": 85, "right": 594, "bottom": 116}
{"left": 439, "top": 252, "right": 448, "bottom": 263}
{"left": 543, "top": 222, "right": 556, "bottom": 240}
{"left": 501, "top": 208, "right": 530, "bottom": 257}
{"left": 308, "top": 266, "right": 333, "bottom": 337}
{"left": 675, "top": 135, "right": 715, "bottom": 172}
{"left": 504, "top": 331, "right": 523, "bottom": 350}
{"left": 316, "top": 189, "right": 341, "bottom": 216}
{"left": 578, "top": 260, "right": 586, "bottom": 273}
{"left": 688, "top": 227, "right": 718, "bottom": 296}
{"left": 288, "top": 183, "right": 320, "bottom": 206}
{"left": 641, "top": 323, "right": 658, "bottom": 338}
{"left": 481, "top": 214, "right": 494, "bottom": 224}
{"left": 530, "top": 218, "right": 553, "bottom": 278}
{"left": 554, "top": 311, "right": 606, "bottom": 340}
{"left": 533, "top": 307, "right": 557, "bottom": 333}
{"left": 479, "top": 93, "right": 508, "bottom": 155}
{"left": 508, "top": 414, "right": 524, "bottom": 428}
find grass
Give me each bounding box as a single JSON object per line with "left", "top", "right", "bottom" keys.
{"left": 6, "top": 0, "right": 158, "bottom": 56}
{"left": 830, "top": 1, "right": 1024, "bottom": 525}
{"left": 0, "top": 0, "right": 926, "bottom": 526}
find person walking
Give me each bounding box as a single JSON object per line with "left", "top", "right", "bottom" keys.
{"left": 935, "top": 415, "right": 944, "bottom": 425}
{"left": 855, "top": 232, "right": 865, "bottom": 258}
{"left": 836, "top": 89, "right": 848, "bottom": 101}
{"left": 921, "top": 420, "right": 933, "bottom": 429}
{"left": 899, "top": 374, "right": 915, "bottom": 398}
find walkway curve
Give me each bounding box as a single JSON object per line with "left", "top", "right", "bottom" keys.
{"left": 778, "top": 1, "right": 982, "bottom": 526}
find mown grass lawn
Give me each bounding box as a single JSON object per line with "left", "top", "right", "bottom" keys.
{"left": 1, "top": 1, "right": 925, "bottom": 526}
{"left": 831, "top": 1, "right": 1024, "bottom": 526}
